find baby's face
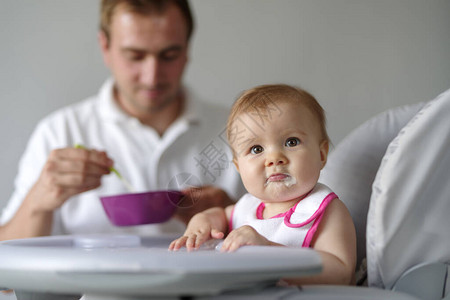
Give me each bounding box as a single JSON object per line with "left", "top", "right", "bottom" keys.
{"left": 230, "top": 101, "right": 327, "bottom": 203}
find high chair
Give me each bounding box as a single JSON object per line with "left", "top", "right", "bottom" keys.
{"left": 320, "top": 87, "right": 450, "bottom": 300}
{"left": 3, "top": 87, "right": 449, "bottom": 299}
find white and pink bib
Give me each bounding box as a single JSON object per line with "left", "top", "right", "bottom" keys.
{"left": 230, "top": 183, "right": 337, "bottom": 247}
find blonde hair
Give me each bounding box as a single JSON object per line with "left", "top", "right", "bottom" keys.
{"left": 227, "top": 84, "right": 330, "bottom": 156}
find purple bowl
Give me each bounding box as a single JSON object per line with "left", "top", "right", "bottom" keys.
{"left": 100, "top": 190, "right": 184, "bottom": 226}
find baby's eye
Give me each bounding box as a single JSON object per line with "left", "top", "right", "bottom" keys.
{"left": 285, "top": 137, "right": 301, "bottom": 147}
{"left": 250, "top": 145, "right": 264, "bottom": 154}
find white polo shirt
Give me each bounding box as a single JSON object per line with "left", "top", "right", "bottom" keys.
{"left": 1, "top": 79, "right": 245, "bottom": 236}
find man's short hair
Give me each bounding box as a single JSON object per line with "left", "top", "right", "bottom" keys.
{"left": 100, "top": 0, "right": 194, "bottom": 42}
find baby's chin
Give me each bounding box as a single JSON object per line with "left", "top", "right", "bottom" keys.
{"left": 260, "top": 182, "right": 300, "bottom": 201}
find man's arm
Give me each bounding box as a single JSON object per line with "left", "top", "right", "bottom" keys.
{"left": 0, "top": 147, "right": 113, "bottom": 241}
{"left": 174, "top": 185, "right": 235, "bottom": 225}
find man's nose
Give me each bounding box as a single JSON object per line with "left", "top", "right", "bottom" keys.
{"left": 265, "top": 150, "right": 288, "bottom": 167}
{"left": 140, "top": 57, "right": 160, "bottom": 85}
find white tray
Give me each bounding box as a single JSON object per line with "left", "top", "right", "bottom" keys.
{"left": 0, "top": 235, "right": 321, "bottom": 298}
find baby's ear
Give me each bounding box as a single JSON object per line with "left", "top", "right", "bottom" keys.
{"left": 233, "top": 158, "right": 240, "bottom": 173}
{"left": 319, "top": 140, "right": 329, "bottom": 169}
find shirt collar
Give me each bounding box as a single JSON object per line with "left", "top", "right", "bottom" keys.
{"left": 98, "top": 78, "right": 130, "bottom": 123}
{"left": 180, "top": 87, "right": 202, "bottom": 125}
{"left": 97, "top": 78, "right": 202, "bottom": 126}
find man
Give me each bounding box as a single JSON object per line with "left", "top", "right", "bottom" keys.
{"left": 0, "top": 0, "right": 245, "bottom": 240}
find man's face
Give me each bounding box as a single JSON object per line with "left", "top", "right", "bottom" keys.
{"left": 100, "top": 3, "right": 189, "bottom": 117}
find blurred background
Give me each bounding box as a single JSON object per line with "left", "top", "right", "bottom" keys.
{"left": 1, "top": 0, "right": 450, "bottom": 209}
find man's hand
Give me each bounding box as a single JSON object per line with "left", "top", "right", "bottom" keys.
{"left": 174, "top": 185, "right": 234, "bottom": 225}
{"left": 28, "top": 147, "right": 113, "bottom": 213}
{"left": 0, "top": 147, "right": 114, "bottom": 240}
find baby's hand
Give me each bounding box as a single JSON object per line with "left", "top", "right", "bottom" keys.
{"left": 220, "top": 225, "right": 271, "bottom": 252}
{"left": 169, "top": 229, "right": 224, "bottom": 251}
{"left": 168, "top": 212, "right": 225, "bottom": 251}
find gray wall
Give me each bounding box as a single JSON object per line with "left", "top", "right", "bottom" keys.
{"left": 1, "top": 0, "right": 450, "bottom": 210}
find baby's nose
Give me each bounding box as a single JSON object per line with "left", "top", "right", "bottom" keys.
{"left": 265, "top": 151, "right": 288, "bottom": 167}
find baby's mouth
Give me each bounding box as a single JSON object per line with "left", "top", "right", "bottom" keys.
{"left": 265, "top": 173, "right": 297, "bottom": 187}
{"left": 267, "top": 173, "right": 289, "bottom": 182}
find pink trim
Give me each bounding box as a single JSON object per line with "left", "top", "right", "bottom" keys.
{"left": 256, "top": 194, "right": 305, "bottom": 220}
{"left": 302, "top": 210, "right": 326, "bottom": 247}
{"left": 273, "top": 201, "right": 301, "bottom": 219}
{"left": 284, "top": 193, "right": 337, "bottom": 228}
{"left": 256, "top": 202, "right": 265, "bottom": 219}
{"left": 229, "top": 206, "right": 235, "bottom": 231}
{"left": 257, "top": 202, "right": 293, "bottom": 219}
{"left": 301, "top": 193, "right": 337, "bottom": 247}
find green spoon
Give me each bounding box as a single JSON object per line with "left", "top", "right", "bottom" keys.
{"left": 75, "top": 144, "right": 135, "bottom": 193}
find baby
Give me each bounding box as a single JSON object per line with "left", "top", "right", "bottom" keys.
{"left": 170, "top": 84, "right": 356, "bottom": 285}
